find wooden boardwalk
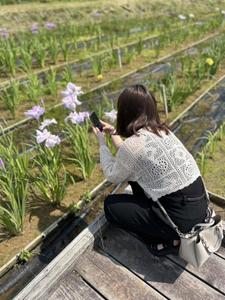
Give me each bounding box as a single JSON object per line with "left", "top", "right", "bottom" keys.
{"left": 15, "top": 214, "right": 225, "bottom": 300}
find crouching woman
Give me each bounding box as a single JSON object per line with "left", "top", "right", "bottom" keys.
{"left": 92, "top": 84, "right": 208, "bottom": 256}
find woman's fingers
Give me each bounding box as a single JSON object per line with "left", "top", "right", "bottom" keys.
{"left": 99, "top": 120, "right": 115, "bottom": 133}
{"left": 92, "top": 126, "right": 100, "bottom": 136}
{"left": 104, "top": 127, "right": 114, "bottom": 134}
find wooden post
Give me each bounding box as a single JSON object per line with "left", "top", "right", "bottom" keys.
{"left": 117, "top": 48, "right": 122, "bottom": 68}
{"left": 161, "top": 84, "right": 168, "bottom": 118}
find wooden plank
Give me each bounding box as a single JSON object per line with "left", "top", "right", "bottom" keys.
{"left": 74, "top": 247, "right": 165, "bottom": 300}
{"left": 47, "top": 270, "right": 104, "bottom": 300}
{"left": 101, "top": 226, "right": 225, "bottom": 300}
{"left": 167, "top": 252, "right": 225, "bottom": 294}
{"left": 14, "top": 214, "right": 108, "bottom": 300}
{"left": 216, "top": 240, "right": 225, "bottom": 259}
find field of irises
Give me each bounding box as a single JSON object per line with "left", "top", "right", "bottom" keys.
{"left": 0, "top": 0, "right": 225, "bottom": 269}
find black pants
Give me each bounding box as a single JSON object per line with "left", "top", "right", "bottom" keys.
{"left": 104, "top": 176, "right": 208, "bottom": 243}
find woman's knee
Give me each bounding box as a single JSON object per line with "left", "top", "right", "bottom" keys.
{"left": 104, "top": 194, "right": 116, "bottom": 221}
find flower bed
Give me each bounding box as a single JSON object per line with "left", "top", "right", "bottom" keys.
{"left": 0, "top": 0, "right": 221, "bottom": 33}
{"left": 0, "top": 81, "right": 116, "bottom": 268}
{"left": 0, "top": 29, "right": 224, "bottom": 134}
{"left": 0, "top": 10, "right": 193, "bottom": 79}
{"left": 0, "top": 31, "right": 224, "bottom": 153}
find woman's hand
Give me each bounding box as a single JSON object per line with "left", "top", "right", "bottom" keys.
{"left": 92, "top": 126, "right": 106, "bottom": 146}
{"left": 100, "top": 120, "right": 116, "bottom": 135}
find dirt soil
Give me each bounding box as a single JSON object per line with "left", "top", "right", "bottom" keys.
{"left": 0, "top": 162, "right": 104, "bottom": 267}
{"left": 201, "top": 134, "right": 225, "bottom": 199}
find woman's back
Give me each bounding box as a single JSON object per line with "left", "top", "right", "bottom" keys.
{"left": 107, "top": 128, "right": 201, "bottom": 201}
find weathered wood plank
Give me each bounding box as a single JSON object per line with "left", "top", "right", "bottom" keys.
{"left": 216, "top": 240, "right": 225, "bottom": 259}
{"left": 101, "top": 226, "right": 225, "bottom": 300}
{"left": 167, "top": 252, "right": 225, "bottom": 294}
{"left": 47, "top": 270, "right": 104, "bottom": 300}
{"left": 14, "top": 214, "right": 108, "bottom": 300}
{"left": 74, "top": 247, "right": 166, "bottom": 300}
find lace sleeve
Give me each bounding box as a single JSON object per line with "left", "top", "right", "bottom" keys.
{"left": 99, "top": 144, "right": 134, "bottom": 184}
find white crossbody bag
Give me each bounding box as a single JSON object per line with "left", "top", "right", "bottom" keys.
{"left": 154, "top": 181, "right": 224, "bottom": 268}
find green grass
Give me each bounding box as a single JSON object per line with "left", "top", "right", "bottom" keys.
{"left": 197, "top": 124, "right": 225, "bottom": 198}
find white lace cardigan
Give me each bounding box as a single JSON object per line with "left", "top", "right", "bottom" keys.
{"left": 99, "top": 128, "right": 201, "bottom": 201}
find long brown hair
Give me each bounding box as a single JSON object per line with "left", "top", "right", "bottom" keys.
{"left": 116, "top": 84, "right": 170, "bottom": 137}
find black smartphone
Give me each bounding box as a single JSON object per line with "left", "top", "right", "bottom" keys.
{"left": 90, "top": 111, "right": 103, "bottom": 131}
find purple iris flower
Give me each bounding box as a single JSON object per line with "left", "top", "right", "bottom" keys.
{"left": 45, "top": 22, "right": 57, "bottom": 30}
{"left": 0, "top": 28, "right": 9, "bottom": 39}
{"left": 61, "top": 82, "right": 83, "bottom": 111}
{"left": 65, "top": 111, "right": 89, "bottom": 124}
{"left": 45, "top": 134, "right": 61, "bottom": 148}
{"left": 79, "top": 111, "right": 90, "bottom": 119}
{"left": 0, "top": 158, "right": 5, "bottom": 170}
{"left": 31, "top": 23, "right": 39, "bottom": 34}
{"left": 36, "top": 129, "right": 61, "bottom": 148}
{"left": 39, "top": 118, "right": 57, "bottom": 130}
{"left": 67, "top": 82, "right": 83, "bottom": 96}
{"left": 24, "top": 105, "right": 45, "bottom": 120}
{"left": 36, "top": 129, "right": 51, "bottom": 144}
{"left": 62, "top": 95, "right": 77, "bottom": 111}
{"left": 61, "top": 83, "right": 83, "bottom": 98}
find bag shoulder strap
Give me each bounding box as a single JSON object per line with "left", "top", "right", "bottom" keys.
{"left": 156, "top": 200, "right": 183, "bottom": 237}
